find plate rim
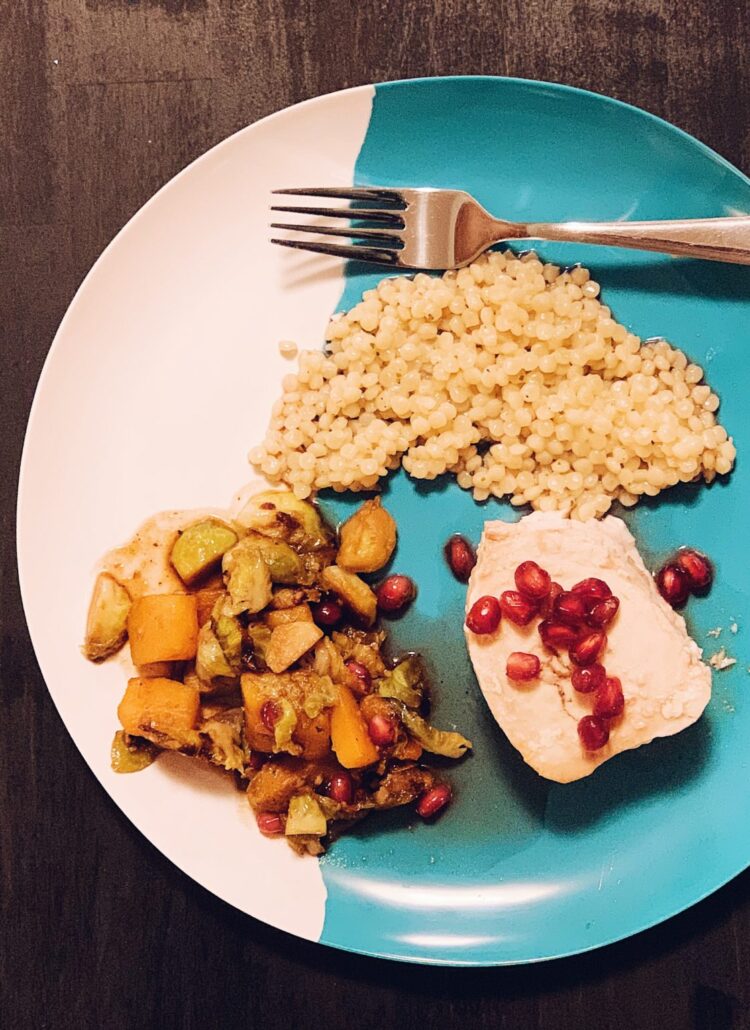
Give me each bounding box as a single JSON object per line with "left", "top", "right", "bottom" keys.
{"left": 16, "top": 74, "right": 750, "bottom": 967}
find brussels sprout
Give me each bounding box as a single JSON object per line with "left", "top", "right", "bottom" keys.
{"left": 337, "top": 498, "right": 397, "bottom": 573}
{"left": 285, "top": 793, "right": 327, "bottom": 837}
{"left": 222, "top": 538, "right": 272, "bottom": 616}
{"left": 170, "top": 519, "right": 238, "bottom": 585}
{"left": 83, "top": 573, "right": 131, "bottom": 662}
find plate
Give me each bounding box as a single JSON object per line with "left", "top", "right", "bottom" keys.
{"left": 17, "top": 76, "right": 750, "bottom": 966}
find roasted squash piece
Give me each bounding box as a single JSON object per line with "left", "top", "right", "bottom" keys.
{"left": 128, "top": 594, "right": 198, "bottom": 665}
{"left": 170, "top": 519, "right": 238, "bottom": 586}
{"left": 241, "top": 671, "right": 334, "bottom": 758}
{"left": 337, "top": 498, "right": 397, "bottom": 573}
{"left": 117, "top": 676, "right": 201, "bottom": 750}
{"left": 195, "top": 587, "right": 225, "bottom": 628}
{"left": 266, "top": 604, "right": 313, "bottom": 629}
{"left": 330, "top": 684, "right": 379, "bottom": 768}
{"left": 321, "top": 566, "right": 377, "bottom": 626}
{"left": 83, "top": 572, "right": 131, "bottom": 661}
{"left": 266, "top": 622, "right": 323, "bottom": 674}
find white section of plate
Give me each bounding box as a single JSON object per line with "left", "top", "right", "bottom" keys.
{"left": 17, "top": 84, "right": 376, "bottom": 943}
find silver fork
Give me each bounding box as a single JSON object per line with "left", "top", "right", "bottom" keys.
{"left": 271, "top": 186, "right": 750, "bottom": 268}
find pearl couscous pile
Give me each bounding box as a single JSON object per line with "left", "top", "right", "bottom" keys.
{"left": 250, "top": 251, "right": 735, "bottom": 519}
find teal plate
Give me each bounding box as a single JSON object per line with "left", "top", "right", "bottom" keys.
{"left": 18, "top": 74, "right": 750, "bottom": 969}
{"left": 315, "top": 77, "right": 750, "bottom": 965}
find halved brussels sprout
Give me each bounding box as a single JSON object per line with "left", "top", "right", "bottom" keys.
{"left": 222, "top": 537, "right": 273, "bottom": 615}
{"left": 322, "top": 565, "right": 377, "bottom": 626}
{"left": 337, "top": 498, "right": 397, "bottom": 573}
{"left": 236, "top": 491, "right": 332, "bottom": 551}
{"left": 83, "top": 572, "right": 131, "bottom": 662}
{"left": 170, "top": 519, "right": 238, "bottom": 585}
{"left": 285, "top": 793, "right": 327, "bottom": 836}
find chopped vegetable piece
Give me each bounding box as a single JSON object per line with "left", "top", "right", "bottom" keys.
{"left": 301, "top": 675, "right": 338, "bottom": 719}
{"left": 128, "top": 594, "right": 199, "bottom": 665}
{"left": 266, "top": 622, "right": 323, "bottom": 673}
{"left": 377, "top": 655, "right": 425, "bottom": 708}
{"left": 245, "top": 622, "right": 272, "bottom": 670}
{"left": 196, "top": 622, "right": 236, "bottom": 683}
{"left": 236, "top": 490, "right": 332, "bottom": 550}
{"left": 222, "top": 538, "right": 273, "bottom": 616}
{"left": 272, "top": 697, "right": 301, "bottom": 755}
{"left": 330, "top": 685, "right": 379, "bottom": 768}
{"left": 322, "top": 565, "right": 377, "bottom": 626}
{"left": 399, "top": 707, "right": 472, "bottom": 758}
{"left": 212, "top": 601, "right": 243, "bottom": 672}
{"left": 266, "top": 604, "right": 314, "bottom": 628}
{"left": 135, "top": 661, "right": 174, "bottom": 679}
{"left": 170, "top": 519, "right": 238, "bottom": 585}
{"left": 195, "top": 587, "right": 225, "bottom": 627}
{"left": 83, "top": 572, "right": 131, "bottom": 661}
{"left": 110, "top": 730, "right": 157, "bottom": 773}
{"left": 199, "top": 708, "right": 246, "bottom": 773}
{"left": 117, "top": 677, "right": 201, "bottom": 750}
{"left": 285, "top": 794, "right": 327, "bottom": 836}
{"left": 337, "top": 498, "right": 397, "bottom": 573}
{"left": 249, "top": 534, "right": 307, "bottom": 584}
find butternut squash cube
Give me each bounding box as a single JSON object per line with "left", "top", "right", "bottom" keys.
{"left": 330, "top": 684, "right": 379, "bottom": 768}
{"left": 117, "top": 677, "right": 201, "bottom": 750}
{"left": 128, "top": 594, "right": 199, "bottom": 665}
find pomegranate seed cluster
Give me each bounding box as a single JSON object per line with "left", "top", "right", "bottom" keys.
{"left": 466, "top": 559, "right": 625, "bottom": 751}
{"left": 655, "top": 547, "right": 713, "bottom": 608}
{"left": 250, "top": 251, "right": 735, "bottom": 519}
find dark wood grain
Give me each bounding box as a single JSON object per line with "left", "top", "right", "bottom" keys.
{"left": 2, "top": 2, "right": 750, "bottom": 1028}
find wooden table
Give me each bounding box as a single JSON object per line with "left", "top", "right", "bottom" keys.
{"left": 3, "top": 3, "right": 750, "bottom": 1027}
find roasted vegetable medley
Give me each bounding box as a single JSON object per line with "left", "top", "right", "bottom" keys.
{"left": 84, "top": 491, "right": 471, "bottom": 854}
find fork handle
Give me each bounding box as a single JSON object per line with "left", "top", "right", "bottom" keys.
{"left": 518, "top": 216, "right": 750, "bottom": 265}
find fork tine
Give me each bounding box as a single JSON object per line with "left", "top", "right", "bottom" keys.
{"left": 273, "top": 186, "right": 405, "bottom": 206}
{"left": 270, "top": 237, "right": 400, "bottom": 265}
{"left": 270, "top": 222, "right": 402, "bottom": 243}
{"left": 270, "top": 204, "right": 404, "bottom": 225}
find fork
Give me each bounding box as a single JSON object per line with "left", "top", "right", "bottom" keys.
{"left": 270, "top": 186, "right": 750, "bottom": 269}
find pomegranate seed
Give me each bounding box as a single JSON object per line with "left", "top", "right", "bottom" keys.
{"left": 570, "top": 630, "right": 607, "bottom": 666}
{"left": 506, "top": 652, "right": 541, "bottom": 682}
{"left": 416, "top": 783, "right": 452, "bottom": 819}
{"left": 367, "top": 714, "right": 397, "bottom": 747}
{"left": 260, "top": 699, "right": 281, "bottom": 731}
{"left": 552, "top": 590, "right": 588, "bottom": 626}
{"left": 587, "top": 595, "right": 620, "bottom": 627}
{"left": 540, "top": 581, "right": 564, "bottom": 619}
{"left": 256, "top": 811, "right": 283, "bottom": 835}
{"left": 577, "top": 715, "right": 610, "bottom": 751}
{"left": 444, "top": 535, "right": 476, "bottom": 582}
{"left": 656, "top": 563, "right": 690, "bottom": 608}
{"left": 594, "top": 676, "right": 625, "bottom": 719}
{"left": 539, "top": 619, "right": 580, "bottom": 651}
{"left": 248, "top": 751, "right": 268, "bottom": 771}
{"left": 345, "top": 659, "right": 372, "bottom": 695}
{"left": 377, "top": 574, "right": 416, "bottom": 613}
{"left": 312, "top": 599, "right": 343, "bottom": 628}
{"left": 571, "top": 663, "right": 606, "bottom": 693}
{"left": 571, "top": 577, "right": 612, "bottom": 610}
{"left": 466, "top": 595, "right": 502, "bottom": 634}
{"left": 514, "top": 560, "right": 551, "bottom": 601}
{"left": 675, "top": 548, "right": 713, "bottom": 593}
{"left": 327, "top": 772, "right": 354, "bottom": 804}
{"left": 499, "top": 590, "right": 538, "bottom": 626}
